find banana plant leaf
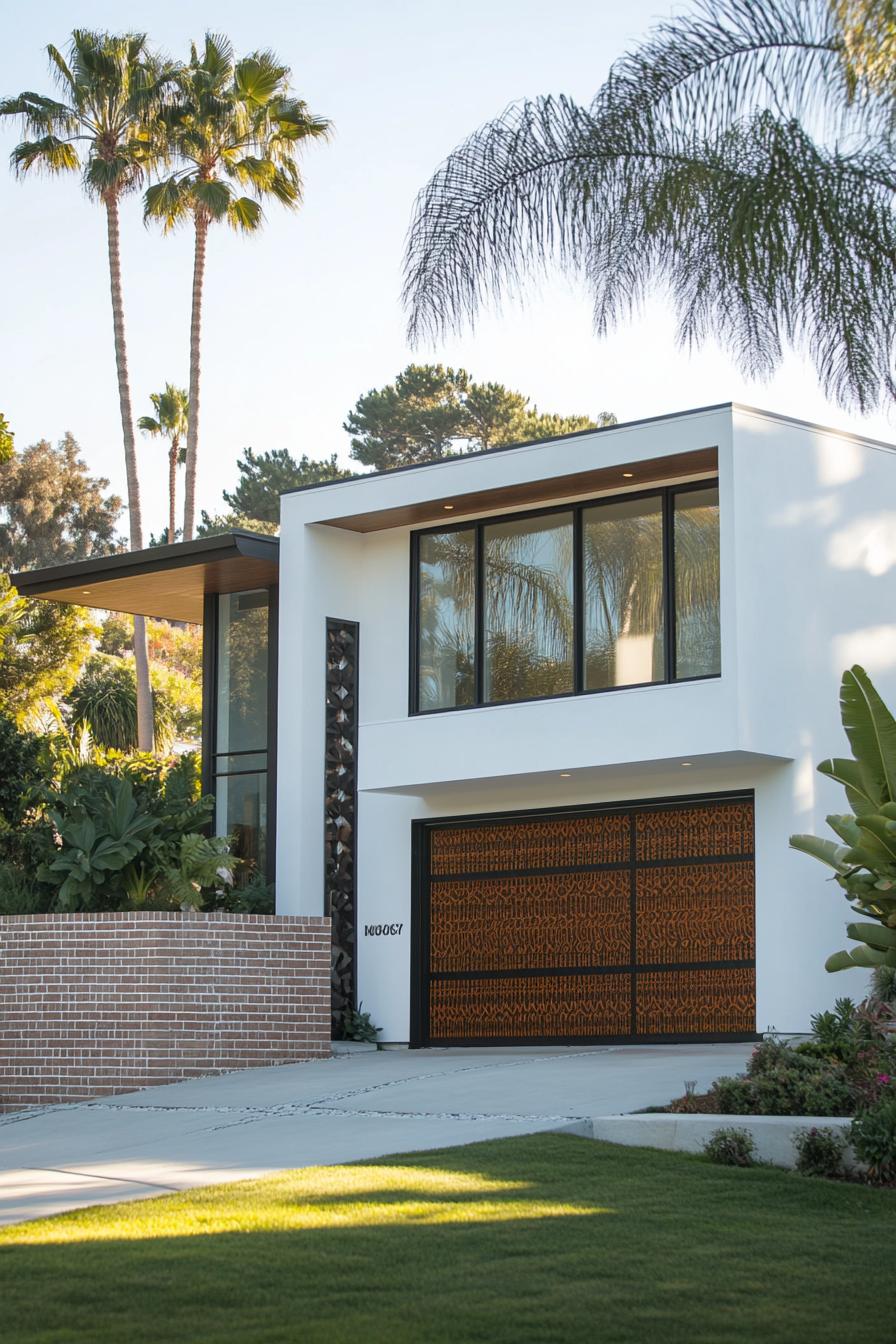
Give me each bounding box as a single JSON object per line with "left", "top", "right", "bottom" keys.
{"left": 789, "top": 833, "right": 851, "bottom": 871}
{"left": 856, "top": 815, "right": 896, "bottom": 862}
{"left": 818, "top": 756, "right": 883, "bottom": 815}
{"left": 846, "top": 920, "right": 896, "bottom": 949}
{"left": 825, "top": 950, "right": 857, "bottom": 972}
{"left": 825, "top": 813, "right": 863, "bottom": 846}
{"left": 839, "top": 665, "right": 896, "bottom": 807}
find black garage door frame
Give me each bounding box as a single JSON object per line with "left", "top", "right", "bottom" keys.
{"left": 409, "top": 789, "right": 760, "bottom": 1049}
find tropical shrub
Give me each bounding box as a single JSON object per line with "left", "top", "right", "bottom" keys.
{"left": 850, "top": 1096, "right": 896, "bottom": 1183}
{"left": 341, "top": 1001, "right": 381, "bottom": 1044}
{"left": 703, "top": 1128, "right": 756, "bottom": 1167}
{"left": 30, "top": 753, "right": 234, "bottom": 912}
{"left": 809, "top": 998, "right": 866, "bottom": 1058}
{"left": 0, "top": 713, "right": 54, "bottom": 888}
{"left": 871, "top": 964, "right": 896, "bottom": 1005}
{"left": 694, "top": 998, "right": 896, "bottom": 1119}
{"left": 0, "top": 713, "right": 40, "bottom": 825}
{"left": 0, "top": 862, "right": 50, "bottom": 914}
{"left": 790, "top": 665, "right": 896, "bottom": 973}
{"left": 68, "top": 655, "right": 176, "bottom": 753}
{"left": 711, "top": 1051, "right": 855, "bottom": 1117}
{"left": 0, "top": 719, "right": 242, "bottom": 916}
{"left": 793, "top": 1126, "right": 847, "bottom": 1179}
{"left": 745, "top": 1039, "right": 793, "bottom": 1076}
{"left": 205, "top": 869, "right": 275, "bottom": 914}
{"left": 148, "top": 662, "right": 201, "bottom": 744}
{"left": 710, "top": 1075, "right": 754, "bottom": 1114}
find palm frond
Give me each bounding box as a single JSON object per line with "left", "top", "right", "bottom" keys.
{"left": 192, "top": 177, "right": 232, "bottom": 218}
{"left": 144, "top": 176, "right": 192, "bottom": 229}
{"left": 144, "top": 38, "right": 327, "bottom": 234}
{"left": 231, "top": 154, "right": 276, "bottom": 189}
{"left": 9, "top": 134, "right": 79, "bottom": 175}
{"left": 599, "top": 0, "right": 856, "bottom": 141}
{"left": 45, "top": 44, "right": 77, "bottom": 96}
{"left": 403, "top": 65, "right": 896, "bottom": 412}
{"left": 404, "top": 95, "right": 591, "bottom": 345}
{"left": 227, "top": 195, "right": 263, "bottom": 231}
{"left": 234, "top": 54, "right": 289, "bottom": 106}
{"left": 201, "top": 32, "right": 235, "bottom": 79}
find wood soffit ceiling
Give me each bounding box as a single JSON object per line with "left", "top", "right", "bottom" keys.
{"left": 318, "top": 447, "right": 718, "bottom": 532}
{"left": 12, "top": 545, "right": 279, "bottom": 625}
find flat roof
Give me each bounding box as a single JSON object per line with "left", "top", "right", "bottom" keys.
{"left": 10, "top": 531, "right": 279, "bottom": 623}
{"left": 282, "top": 400, "right": 896, "bottom": 533}
{"left": 281, "top": 400, "right": 896, "bottom": 503}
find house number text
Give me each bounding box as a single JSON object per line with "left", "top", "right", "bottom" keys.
{"left": 365, "top": 923, "right": 403, "bottom": 936}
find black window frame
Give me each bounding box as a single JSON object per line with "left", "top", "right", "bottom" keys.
{"left": 409, "top": 479, "right": 720, "bottom": 716}
{"left": 201, "top": 583, "right": 279, "bottom": 880}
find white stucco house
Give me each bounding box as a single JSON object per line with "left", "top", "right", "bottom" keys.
{"left": 16, "top": 401, "right": 896, "bottom": 1045}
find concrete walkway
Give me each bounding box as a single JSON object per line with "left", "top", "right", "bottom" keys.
{"left": 0, "top": 1042, "right": 753, "bottom": 1226}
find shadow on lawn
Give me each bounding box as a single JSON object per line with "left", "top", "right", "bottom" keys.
{"left": 1, "top": 1135, "right": 893, "bottom": 1344}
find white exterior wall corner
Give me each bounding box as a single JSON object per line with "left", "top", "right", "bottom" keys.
{"left": 275, "top": 514, "right": 362, "bottom": 914}
{"left": 730, "top": 407, "right": 896, "bottom": 1028}
{"left": 274, "top": 404, "right": 896, "bottom": 1040}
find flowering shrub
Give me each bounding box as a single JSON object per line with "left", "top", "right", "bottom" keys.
{"left": 850, "top": 1098, "right": 896, "bottom": 1183}
{"left": 672, "top": 999, "right": 896, "bottom": 1121}
{"left": 703, "top": 1128, "right": 756, "bottom": 1167}
{"left": 792, "top": 1126, "right": 846, "bottom": 1179}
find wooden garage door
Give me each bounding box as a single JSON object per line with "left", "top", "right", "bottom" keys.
{"left": 414, "top": 795, "right": 755, "bottom": 1046}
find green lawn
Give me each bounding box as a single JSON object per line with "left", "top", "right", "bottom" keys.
{"left": 1, "top": 1134, "right": 892, "bottom": 1344}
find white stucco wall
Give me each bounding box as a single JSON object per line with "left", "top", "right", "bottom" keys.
{"left": 276, "top": 404, "right": 896, "bottom": 1040}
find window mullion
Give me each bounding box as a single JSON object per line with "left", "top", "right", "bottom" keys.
{"left": 573, "top": 506, "right": 584, "bottom": 695}
{"left": 663, "top": 489, "right": 676, "bottom": 683}
{"left": 475, "top": 522, "right": 485, "bottom": 705}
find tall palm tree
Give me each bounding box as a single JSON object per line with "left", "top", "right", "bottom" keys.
{"left": 138, "top": 384, "right": 189, "bottom": 544}
{"left": 144, "top": 34, "right": 332, "bottom": 540}
{"left": 1, "top": 30, "right": 175, "bottom": 749}
{"left": 403, "top": 0, "right": 896, "bottom": 414}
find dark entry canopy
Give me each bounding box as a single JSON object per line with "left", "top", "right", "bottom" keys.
{"left": 10, "top": 531, "right": 279, "bottom": 624}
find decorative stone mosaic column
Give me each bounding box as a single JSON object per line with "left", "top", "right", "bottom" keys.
{"left": 324, "top": 619, "right": 358, "bottom": 1036}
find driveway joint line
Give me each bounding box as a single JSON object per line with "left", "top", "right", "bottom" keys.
{"left": 11, "top": 1166, "right": 180, "bottom": 1192}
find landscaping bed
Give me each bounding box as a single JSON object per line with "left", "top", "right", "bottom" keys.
{"left": 2, "top": 1133, "right": 894, "bottom": 1344}
{"left": 650, "top": 993, "right": 896, "bottom": 1183}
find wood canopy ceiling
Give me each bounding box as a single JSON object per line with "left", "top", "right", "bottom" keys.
{"left": 10, "top": 532, "right": 280, "bottom": 624}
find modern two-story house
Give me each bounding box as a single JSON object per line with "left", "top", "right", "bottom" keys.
{"left": 14, "top": 402, "right": 896, "bottom": 1045}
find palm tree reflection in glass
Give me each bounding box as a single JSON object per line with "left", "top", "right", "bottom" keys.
{"left": 417, "top": 488, "right": 719, "bottom": 711}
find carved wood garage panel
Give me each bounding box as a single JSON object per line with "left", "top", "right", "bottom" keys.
{"left": 415, "top": 796, "right": 756, "bottom": 1046}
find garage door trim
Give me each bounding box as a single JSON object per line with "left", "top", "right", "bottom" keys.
{"left": 410, "top": 789, "right": 759, "bottom": 1048}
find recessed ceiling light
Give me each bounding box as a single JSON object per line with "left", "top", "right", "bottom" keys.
{"left": 622, "top": 472, "right": 634, "bottom": 478}
{"left": 681, "top": 761, "right": 692, "bottom": 767}
{"left": 82, "top": 590, "right": 91, "bottom": 595}
{"left": 443, "top": 503, "right": 454, "bottom": 510}
{"left": 559, "top": 771, "right": 571, "bottom": 778}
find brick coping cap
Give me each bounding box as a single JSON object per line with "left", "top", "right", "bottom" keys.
{"left": 0, "top": 912, "right": 330, "bottom": 926}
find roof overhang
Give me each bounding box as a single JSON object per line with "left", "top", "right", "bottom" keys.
{"left": 10, "top": 531, "right": 279, "bottom": 624}
{"left": 315, "top": 447, "right": 718, "bottom": 532}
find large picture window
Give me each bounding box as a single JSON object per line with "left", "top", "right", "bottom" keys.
{"left": 484, "top": 512, "right": 574, "bottom": 703}
{"left": 418, "top": 530, "right": 476, "bottom": 711}
{"left": 674, "top": 487, "right": 721, "bottom": 679}
{"left": 412, "top": 481, "right": 720, "bottom": 713}
{"left": 583, "top": 495, "right": 664, "bottom": 691}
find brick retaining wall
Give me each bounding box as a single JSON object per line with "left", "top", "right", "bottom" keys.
{"left": 0, "top": 912, "right": 331, "bottom": 1108}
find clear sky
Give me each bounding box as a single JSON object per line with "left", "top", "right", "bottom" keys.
{"left": 1, "top": 0, "right": 893, "bottom": 538}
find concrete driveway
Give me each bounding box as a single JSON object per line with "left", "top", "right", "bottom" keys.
{"left": 0, "top": 1042, "right": 753, "bottom": 1226}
